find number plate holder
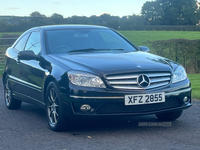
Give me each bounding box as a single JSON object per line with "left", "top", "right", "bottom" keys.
{"left": 124, "top": 92, "right": 165, "bottom": 106}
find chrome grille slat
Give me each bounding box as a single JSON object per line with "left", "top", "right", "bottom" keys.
{"left": 107, "top": 72, "right": 171, "bottom": 90}
{"left": 107, "top": 75, "right": 138, "bottom": 80}
{"left": 147, "top": 73, "right": 171, "bottom": 77}
{"left": 109, "top": 80, "right": 137, "bottom": 85}
{"left": 147, "top": 82, "right": 169, "bottom": 89}
{"left": 113, "top": 86, "right": 144, "bottom": 90}
{"left": 150, "top": 77, "right": 171, "bottom": 83}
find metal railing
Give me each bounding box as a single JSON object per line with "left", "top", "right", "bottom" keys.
{"left": 0, "top": 38, "right": 17, "bottom": 71}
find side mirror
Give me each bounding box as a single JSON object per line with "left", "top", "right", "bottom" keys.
{"left": 18, "top": 50, "right": 40, "bottom": 61}
{"left": 138, "top": 46, "right": 150, "bottom": 52}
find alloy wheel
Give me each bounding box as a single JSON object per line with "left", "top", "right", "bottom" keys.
{"left": 5, "top": 80, "right": 11, "bottom": 106}
{"left": 47, "top": 88, "right": 59, "bottom": 127}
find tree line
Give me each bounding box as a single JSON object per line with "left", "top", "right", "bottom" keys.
{"left": 0, "top": 0, "right": 200, "bottom": 32}
{"left": 0, "top": 12, "right": 144, "bottom": 32}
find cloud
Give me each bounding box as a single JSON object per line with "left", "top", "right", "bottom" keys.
{"left": 7, "top": 7, "right": 20, "bottom": 10}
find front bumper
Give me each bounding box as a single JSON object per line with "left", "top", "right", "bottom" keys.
{"left": 60, "top": 79, "right": 192, "bottom": 118}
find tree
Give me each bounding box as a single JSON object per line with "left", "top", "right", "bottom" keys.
{"left": 29, "top": 11, "right": 48, "bottom": 27}
{"left": 141, "top": 0, "right": 199, "bottom": 25}
{"left": 197, "top": 6, "right": 200, "bottom": 23}
{"left": 50, "top": 13, "right": 64, "bottom": 24}
{"left": 119, "top": 15, "right": 144, "bottom": 30}
{"left": 141, "top": 1, "right": 162, "bottom": 25}
{"left": 30, "top": 11, "right": 46, "bottom": 18}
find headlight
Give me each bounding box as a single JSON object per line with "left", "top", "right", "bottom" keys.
{"left": 172, "top": 65, "right": 187, "bottom": 83}
{"left": 68, "top": 71, "right": 106, "bottom": 88}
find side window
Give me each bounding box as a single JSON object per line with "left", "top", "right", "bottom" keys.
{"left": 25, "top": 31, "right": 41, "bottom": 55}
{"left": 14, "top": 33, "right": 30, "bottom": 51}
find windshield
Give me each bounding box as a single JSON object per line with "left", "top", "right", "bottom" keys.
{"left": 46, "top": 28, "right": 136, "bottom": 54}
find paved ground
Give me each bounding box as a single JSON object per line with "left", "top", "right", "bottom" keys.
{"left": 0, "top": 77, "right": 200, "bottom": 150}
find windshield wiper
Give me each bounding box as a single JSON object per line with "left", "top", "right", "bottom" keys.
{"left": 67, "top": 48, "right": 125, "bottom": 53}
{"left": 67, "top": 48, "right": 96, "bottom": 53}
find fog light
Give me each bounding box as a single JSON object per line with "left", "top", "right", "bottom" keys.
{"left": 80, "top": 104, "right": 91, "bottom": 112}
{"left": 183, "top": 96, "right": 189, "bottom": 103}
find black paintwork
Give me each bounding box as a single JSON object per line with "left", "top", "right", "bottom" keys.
{"left": 3, "top": 25, "right": 191, "bottom": 118}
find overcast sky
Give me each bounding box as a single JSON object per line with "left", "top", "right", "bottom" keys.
{"left": 0, "top": 0, "right": 149, "bottom": 17}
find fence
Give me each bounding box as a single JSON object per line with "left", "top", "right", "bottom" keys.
{"left": 0, "top": 38, "right": 17, "bottom": 71}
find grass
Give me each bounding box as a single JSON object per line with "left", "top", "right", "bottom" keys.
{"left": 119, "top": 31, "right": 200, "bottom": 47}
{"left": 188, "top": 74, "right": 200, "bottom": 99}
{"left": 0, "top": 32, "right": 22, "bottom": 38}
{"left": 0, "top": 70, "right": 3, "bottom": 77}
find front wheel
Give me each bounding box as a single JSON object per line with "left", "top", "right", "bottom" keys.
{"left": 4, "top": 75, "right": 22, "bottom": 109}
{"left": 45, "top": 81, "right": 68, "bottom": 131}
{"left": 155, "top": 110, "right": 183, "bottom": 121}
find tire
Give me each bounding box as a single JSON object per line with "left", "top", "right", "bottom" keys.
{"left": 155, "top": 110, "right": 183, "bottom": 121}
{"left": 45, "top": 81, "right": 68, "bottom": 131}
{"left": 4, "top": 75, "right": 22, "bottom": 110}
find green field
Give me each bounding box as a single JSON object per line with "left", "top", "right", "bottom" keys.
{"left": 188, "top": 74, "right": 200, "bottom": 99}
{"left": 119, "top": 31, "right": 200, "bottom": 47}
{"left": 0, "top": 32, "right": 22, "bottom": 38}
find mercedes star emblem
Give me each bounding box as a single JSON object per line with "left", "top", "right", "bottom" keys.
{"left": 137, "top": 74, "right": 150, "bottom": 88}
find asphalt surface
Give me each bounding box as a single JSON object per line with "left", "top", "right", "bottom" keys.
{"left": 0, "top": 77, "right": 200, "bottom": 150}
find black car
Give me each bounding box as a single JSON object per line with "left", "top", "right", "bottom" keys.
{"left": 3, "top": 25, "right": 191, "bottom": 131}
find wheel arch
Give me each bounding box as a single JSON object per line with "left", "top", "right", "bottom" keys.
{"left": 43, "top": 75, "right": 57, "bottom": 102}
{"left": 2, "top": 72, "right": 8, "bottom": 85}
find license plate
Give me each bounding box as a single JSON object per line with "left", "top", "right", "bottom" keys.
{"left": 125, "top": 92, "right": 165, "bottom": 106}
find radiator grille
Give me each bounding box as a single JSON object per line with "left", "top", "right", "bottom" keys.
{"left": 106, "top": 72, "right": 171, "bottom": 90}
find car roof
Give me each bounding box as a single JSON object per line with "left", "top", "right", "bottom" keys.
{"left": 30, "top": 25, "right": 109, "bottom": 31}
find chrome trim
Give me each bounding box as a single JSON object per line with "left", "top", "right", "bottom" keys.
{"left": 151, "top": 77, "right": 171, "bottom": 83}
{"left": 107, "top": 72, "right": 171, "bottom": 90}
{"left": 112, "top": 82, "right": 169, "bottom": 90}
{"left": 107, "top": 75, "right": 138, "bottom": 80}
{"left": 109, "top": 80, "right": 137, "bottom": 85}
{"left": 165, "top": 88, "right": 191, "bottom": 96}
{"left": 106, "top": 73, "right": 170, "bottom": 80}
{"left": 147, "top": 73, "right": 171, "bottom": 77}
{"left": 113, "top": 86, "right": 144, "bottom": 90}
{"left": 8, "top": 75, "right": 42, "bottom": 90}
{"left": 70, "top": 95, "right": 124, "bottom": 99}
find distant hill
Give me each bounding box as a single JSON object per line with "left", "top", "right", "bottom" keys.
{"left": 0, "top": 16, "right": 12, "bottom": 20}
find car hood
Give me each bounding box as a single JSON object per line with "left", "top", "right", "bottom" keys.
{"left": 49, "top": 51, "right": 177, "bottom": 76}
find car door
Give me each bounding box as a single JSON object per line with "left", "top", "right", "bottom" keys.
{"left": 7, "top": 33, "right": 31, "bottom": 97}
{"left": 17, "top": 31, "right": 47, "bottom": 105}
